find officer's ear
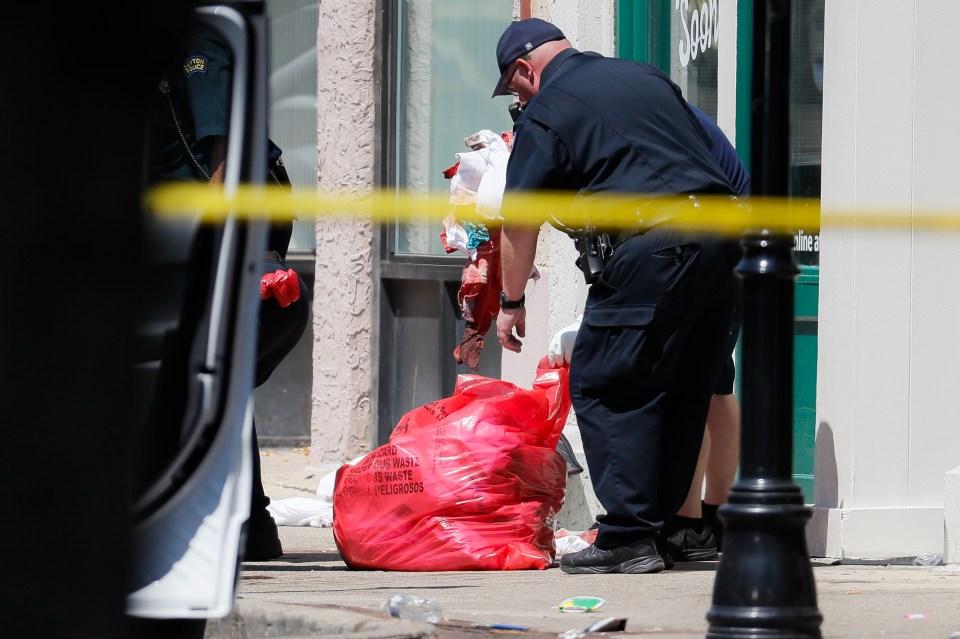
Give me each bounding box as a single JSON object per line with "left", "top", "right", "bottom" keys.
{"left": 515, "top": 54, "right": 533, "bottom": 77}
{"left": 513, "top": 57, "right": 535, "bottom": 89}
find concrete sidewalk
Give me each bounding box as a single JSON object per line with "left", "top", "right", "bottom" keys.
{"left": 206, "top": 448, "right": 960, "bottom": 638}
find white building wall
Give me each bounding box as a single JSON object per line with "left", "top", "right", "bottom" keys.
{"left": 812, "top": 0, "right": 960, "bottom": 559}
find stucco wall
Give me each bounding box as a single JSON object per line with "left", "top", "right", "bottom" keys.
{"left": 309, "top": 1, "right": 377, "bottom": 468}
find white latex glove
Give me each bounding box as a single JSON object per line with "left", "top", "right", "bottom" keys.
{"left": 548, "top": 315, "right": 583, "bottom": 367}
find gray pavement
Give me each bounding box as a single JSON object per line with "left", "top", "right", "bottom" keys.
{"left": 206, "top": 448, "right": 960, "bottom": 638}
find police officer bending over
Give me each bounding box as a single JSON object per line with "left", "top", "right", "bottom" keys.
{"left": 492, "top": 18, "right": 740, "bottom": 575}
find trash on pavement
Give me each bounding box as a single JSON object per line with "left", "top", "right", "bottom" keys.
{"left": 558, "top": 616, "right": 627, "bottom": 639}
{"left": 487, "top": 624, "right": 529, "bottom": 631}
{"left": 381, "top": 593, "right": 444, "bottom": 623}
{"left": 555, "top": 529, "right": 598, "bottom": 558}
{"left": 555, "top": 596, "right": 607, "bottom": 613}
{"left": 554, "top": 534, "right": 590, "bottom": 558}
{"left": 468, "top": 622, "right": 529, "bottom": 632}
{"left": 912, "top": 552, "right": 943, "bottom": 566}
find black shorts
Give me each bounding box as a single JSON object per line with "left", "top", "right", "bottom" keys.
{"left": 713, "top": 300, "right": 741, "bottom": 395}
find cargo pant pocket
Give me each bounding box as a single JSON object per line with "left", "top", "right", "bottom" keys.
{"left": 572, "top": 304, "right": 657, "bottom": 392}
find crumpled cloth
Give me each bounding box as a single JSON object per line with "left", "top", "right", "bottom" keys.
{"left": 452, "top": 227, "right": 503, "bottom": 370}
{"left": 554, "top": 528, "right": 598, "bottom": 558}
{"left": 447, "top": 129, "right": 510, "bottom": 219}
{"left": 441, "top": 128, "right": 529, "bottom": 370}
{"left": 440, "top": 216, "right": 490, "bottom": 262}
{"left": 440, "top": 223, "right": 540, "bottom": 371}
{"left": 266, "top": 455, "right": 367, "bottom": 527}
{"left": 267, "top": 496, "right": 332, "bottom": 527}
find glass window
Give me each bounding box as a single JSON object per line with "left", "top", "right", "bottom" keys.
{"left": 790, "top": 0, "right": 824, "bottom": 267}
{"left": 267, "top": 0, "right": 319, "bottom": 253}
{"left": 639, "top": 0, "right": 822, "bottom": 266}
{"left": 394, "top": 0, "right": 514, "bottom": 256}
{"left": 668, "top": 0, "right": 720, "bottom": 119}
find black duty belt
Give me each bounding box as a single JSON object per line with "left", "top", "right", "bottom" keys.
{"left": 605, "top": 215, "right": 671, "bottom": 248}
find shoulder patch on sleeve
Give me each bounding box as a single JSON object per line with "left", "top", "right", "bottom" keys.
{"left": 182, "top": 55, "right": 208, "bottom": 77}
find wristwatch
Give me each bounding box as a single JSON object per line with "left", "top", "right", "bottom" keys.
{"left": 499, "top": 291, "right": 525, "bottom": 309}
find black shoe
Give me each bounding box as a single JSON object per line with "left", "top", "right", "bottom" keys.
{"left": 244, "top": 515, "right": 283, "bottom": 561}
{"left": 701, "top": 502, "right": 723, "bottom": 551}
{"left": 559, "top": 538, "right": 665, "bottom": 574}
{"left": 654, "top": 537, "right": 675, "bottom": 569}
{"left": 661, "top": 524, "right": 718, "bottom": 562}
{"left": 705, "top": 519, "right": 723, "bottom": 553}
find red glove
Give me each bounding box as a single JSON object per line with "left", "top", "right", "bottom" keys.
{"left": 259, "top": 268, "right": 301, "bottom": 308}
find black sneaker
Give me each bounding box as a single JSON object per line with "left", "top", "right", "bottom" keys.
{"left": 654, "top": 537, "right": 675, "bottom": 569}
{"left": 244, "top": 515, "right": 283, "bottom": 561}
{"left": 559, "top": 538, "right": 665, "bottom": 574}
{"left": 701, "top": 502, "right": 723, "bottom": 551}
{"left": 705, "top": 519, "right": 723, "bottom": 553}
{"left": 661, "top": 524, "right": 719, "bottom": 562}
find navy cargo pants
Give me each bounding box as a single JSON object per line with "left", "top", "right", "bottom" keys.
{"left": 569, "top": 226, "right": 740, "bottom": 549}
{"left": 250, "top": 255, "right": 310, "bottom": 523}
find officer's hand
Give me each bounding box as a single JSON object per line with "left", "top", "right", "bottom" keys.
{"left": 497, "top": 307, "right": 526, "bottom": 353}
{"left": 548, "top": 315, "right": 582, "bottom": 366}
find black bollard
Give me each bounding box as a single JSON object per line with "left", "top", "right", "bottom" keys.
{"left": 706, "top": 1, "right": 823, "bottom": 633}
{"left": 705, "top": 231, "right": 822, "bottom": 638}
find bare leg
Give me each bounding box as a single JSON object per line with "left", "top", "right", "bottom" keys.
{"left": 700, "top": 392, "right": 740, "bottom": 551}
{"left": 662, "top": 393, "right": 740, "bottom": 561}
{"left": 662, "top": 421, "right": 718, "bottom": 562}
{"left": 676, "top": 429, "right": 710, "bottom": 518}
{"left": 703, "top": 393, "right": 741, "bottom": 506}
{"left": 677, "top": 392, "right": 740, "bottom": 518}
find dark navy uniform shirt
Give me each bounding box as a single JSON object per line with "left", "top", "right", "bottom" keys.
{"left": 150, "top": 22, "right": 232, "bottom": 183}
{"left": 504, "top": 50, "right": 735, "bottom": 225}
{"left": 690, "top": 105, "right": 751, "bottom": 197}
{"left": 149, "top": 23, "right": 292, "bottom": 257}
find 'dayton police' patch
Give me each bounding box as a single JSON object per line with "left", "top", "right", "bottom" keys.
{"left": 183, "top": 55, "right": 208, "bottom": 77}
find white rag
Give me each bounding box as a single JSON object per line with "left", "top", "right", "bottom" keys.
{"left": 448, "top": 129, "right": 509, "bottom": 219}
{"left": 266, "top": 454, "right": 368, "bottom": 527}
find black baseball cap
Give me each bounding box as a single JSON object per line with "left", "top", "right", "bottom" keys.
{"left": 491, "top": 18, "right": 566, "bottom": 98}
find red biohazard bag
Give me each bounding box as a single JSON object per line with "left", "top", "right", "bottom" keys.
{"left": 332, "top": 357, "right": 572, "bottom": 571}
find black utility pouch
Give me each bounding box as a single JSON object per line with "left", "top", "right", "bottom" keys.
{"left": 573, "top": 228, "right": 614, "bottom": 285}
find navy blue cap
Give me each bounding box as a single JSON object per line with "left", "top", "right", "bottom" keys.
{"left": 492, "top": 18, "right": 566, "bottom": 98}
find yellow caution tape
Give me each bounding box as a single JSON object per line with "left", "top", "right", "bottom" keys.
{"left": 143, "top": 182, "right": 960, "bottom": 234}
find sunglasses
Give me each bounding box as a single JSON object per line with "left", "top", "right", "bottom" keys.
{"left": 506, "top": 54, "right": 532, "bottom": 95}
